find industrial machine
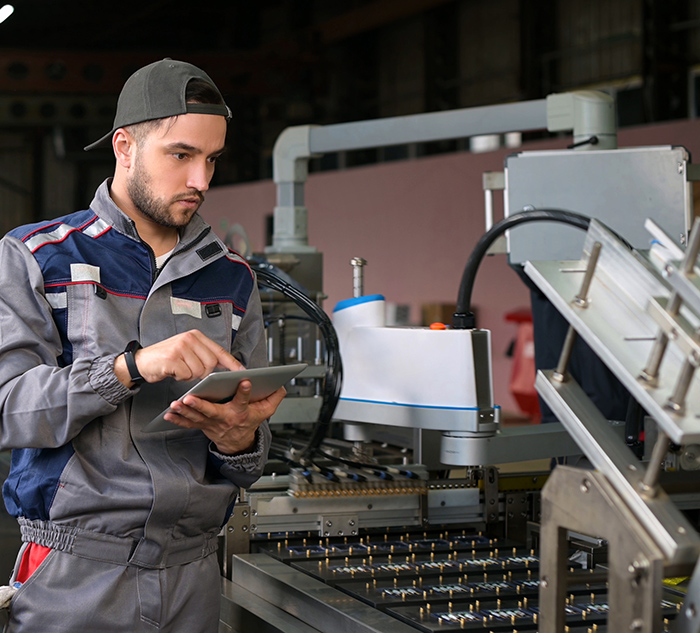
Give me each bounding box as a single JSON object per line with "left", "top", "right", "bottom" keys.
{"left": 217, "top": 92, "right": 700, "bottom": 633}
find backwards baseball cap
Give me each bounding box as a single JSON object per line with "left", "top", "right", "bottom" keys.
{"left": 84, "top": 58, "right": 232, "bottom": 151}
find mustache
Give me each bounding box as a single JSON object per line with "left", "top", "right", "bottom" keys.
{"left": 174, "top": 191, "right": 204, "bottom": 204}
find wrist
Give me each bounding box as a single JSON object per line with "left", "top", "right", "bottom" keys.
{"left": 123, "top": 340, "right": 145, "bottom": 385}
{"left": 114, "top": 341, "right": 144, "bottom": 387}
{"left": 215, "top": 430, "right": 257, "bottom": 456}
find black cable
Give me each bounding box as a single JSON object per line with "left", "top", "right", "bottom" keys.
{"left": 253, "top": 263, "right": 343, "bottom": 460}
{"left": 568, "top": 136, "right": 599, "bottom": 150}
{"left": 453, "top": 208, "right": 593, "bottom": 329}
{"left": 316, "top": 448, "right": 420, "bottom": 479}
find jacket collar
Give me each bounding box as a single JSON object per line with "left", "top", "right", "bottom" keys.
{"left": 89, "top": 178, "right": 211, "bottom": 248}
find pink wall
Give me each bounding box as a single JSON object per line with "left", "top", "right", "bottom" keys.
{"left": 201, "top": 117, "right": 700, "bottom": 414}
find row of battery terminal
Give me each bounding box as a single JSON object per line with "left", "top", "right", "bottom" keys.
{"left": 289, "top": 463, "right": 427, "bottom": 497}
{"left": 411, "top": 597, "right": 679, "bottom": 630}
{"left": 296, "top": 548, "right": 540, "bottom": 579}
{"left": 268, "top": 533, "right": 499, "bottom": 557}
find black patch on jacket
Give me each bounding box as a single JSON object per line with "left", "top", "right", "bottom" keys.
{"left": 196, "top": 242, "right": 223, "bottom": 261}
{"left": 205, "top": 304, "right": 222, "bottom": 318}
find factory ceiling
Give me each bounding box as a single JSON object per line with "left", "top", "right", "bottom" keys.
{"left": 0, "top": 0, "right": 455, "bottom": 97}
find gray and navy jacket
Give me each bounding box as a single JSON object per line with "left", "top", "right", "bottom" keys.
{"left": 0, "top": 179, "right": 270, "bottom": 563}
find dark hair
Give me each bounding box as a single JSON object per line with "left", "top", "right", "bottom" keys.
{"left": 126, "top": 78, "right": 223, "bottom": 146}
{"left": 185, "top": 78, "right": 224, "bottom": 105}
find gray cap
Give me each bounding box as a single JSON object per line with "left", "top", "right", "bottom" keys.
{"left": 84, "top": 58, "right": 231, "bottom": 151}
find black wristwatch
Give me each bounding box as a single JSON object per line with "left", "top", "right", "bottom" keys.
{"left": 123, "top": 340, "right": 145, "bottom": 385}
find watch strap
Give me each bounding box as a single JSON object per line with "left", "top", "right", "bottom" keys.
{"left": 123, "top": 340, "right": 144, "bottom": 385}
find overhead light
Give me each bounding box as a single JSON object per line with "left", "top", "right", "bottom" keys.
{"left": 0, "top": 5, "right": 14, "bottom": 24}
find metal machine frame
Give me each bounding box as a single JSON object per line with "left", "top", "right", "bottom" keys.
{"left": 219, "top": 91, "right": 700, "bottom": 633}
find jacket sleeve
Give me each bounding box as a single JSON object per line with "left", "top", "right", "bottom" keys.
{"left": 207, "top": 275, "right": 271, "bottom": 482}
{"left": 0, "top": 236, "right": 134, "bottom": 451}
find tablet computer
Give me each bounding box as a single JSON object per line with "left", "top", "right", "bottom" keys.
{"left": 143, "top": 363, "right": 307, "bottom": 433}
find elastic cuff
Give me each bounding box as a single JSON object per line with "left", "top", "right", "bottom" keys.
{"left": 88, "top": 353, "right": 138, "bottom": 405}
{"left": 209, "top": 428, "right": 264, "bottom": 466}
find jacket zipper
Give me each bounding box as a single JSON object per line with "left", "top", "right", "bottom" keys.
{"left": 130, "top": 221, "right": 212, "bottom": 284}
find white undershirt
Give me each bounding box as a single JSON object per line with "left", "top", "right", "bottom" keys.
{"left": 154, "top": 236, "right": 179, "bottom": 270}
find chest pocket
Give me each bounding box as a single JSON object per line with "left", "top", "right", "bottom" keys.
{"left": 170, "top": 296, "right": 235, "bottom": 351}
{"left": 65, "top": 283, "right": 143, "bottom": 360}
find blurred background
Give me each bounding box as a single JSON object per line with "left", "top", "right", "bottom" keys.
{"left": 0, "top": 0, "right": 696, "bottom": 229}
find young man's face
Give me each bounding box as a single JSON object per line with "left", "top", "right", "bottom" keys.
{"left": 126, "top": 113, "right": 227, "bottom": 229}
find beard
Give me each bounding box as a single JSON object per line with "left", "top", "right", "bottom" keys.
{"left": 126, "top": 157, "right": 203, "bottom": 229}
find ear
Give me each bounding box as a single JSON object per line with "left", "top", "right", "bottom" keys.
{"left": 113, "top": 128, "right": 135, "bottom": 168}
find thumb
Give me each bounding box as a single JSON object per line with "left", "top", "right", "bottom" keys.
{"left": 236, "top": 380, "right": 252, "bottom": 406}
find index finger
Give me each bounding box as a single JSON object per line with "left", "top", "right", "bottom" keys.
{"left": 188, "top": 330, "right": 245, "bottom": 372}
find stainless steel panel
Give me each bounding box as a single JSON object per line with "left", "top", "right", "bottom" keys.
{"left": 524, "top": 220, "right": 700, "bottom": 445}
{"left": 226, "top": 554, "right": 418, "bottom": 633}
{"left": 506, "top": 146, "right": 691, "bottom": 264}
{"left": 536, "top": 369, "right": 700, "bottom": 565}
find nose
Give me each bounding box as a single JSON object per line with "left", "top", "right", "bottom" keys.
{"left": 187, "top": 159, "right": 213, "bottom": 193}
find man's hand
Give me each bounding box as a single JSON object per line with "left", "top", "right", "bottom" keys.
{"left": 113, "top": 329, "right": 286, "bottom": 454}
{"left": 114, "top": 329, "right": 244, "bottom": 386}
{"left": 164, "top": 383, "right": 286, "bottom": 454}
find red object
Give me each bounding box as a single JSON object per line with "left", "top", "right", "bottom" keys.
{"left": 505, "top": 310, "right": 541, "bottom": 420}
{"left": 16, "top": 543, "right": 52, "bottom": 584}
{"left": 429, "top": 322, "right": 447, "bottom": 330}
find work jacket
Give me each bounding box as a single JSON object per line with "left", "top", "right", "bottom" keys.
{"left": 0, "top": 179, "right": 270, "bottom": 563}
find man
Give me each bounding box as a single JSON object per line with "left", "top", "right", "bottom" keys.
{"left": 0, "top": 59, "right": 284, "bottom": 632}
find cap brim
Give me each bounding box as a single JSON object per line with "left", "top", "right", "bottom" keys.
{"left": 84, "top": 130, "right": 114, "bottom": 151}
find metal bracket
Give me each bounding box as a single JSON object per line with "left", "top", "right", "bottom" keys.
{"left": 318, "top": 513, "right": 359, "bottom": 538}
{"left": 505, "top": 491, "right": 529, "bottom": 542}
{"left": 482, "top": 466, "right": 499, "bottom": 528}
{"left": 220, "top": 502, "right": 251, "bottom": 579}
{"left": 483, "top": 171, "right": 507, "bottom": 255}
{"left": 540, "top": 466, "right": 670, "bottom": 633}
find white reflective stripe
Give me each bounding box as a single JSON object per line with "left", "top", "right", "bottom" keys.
{"left": 46, "top": 292, "right": 67, "bottom": 310}
{"left": 226, "top": 252, "right": 247, "bottom": 265}
{"left": 24, "top": 223, "right": 73, "bottom": 252}
{"left": 70, "top": 263, "right": 101, "bottom": 283}
{"left": 171, "top": 297, "right": 202, "bottom": 319}
{"left": 23, "top": 218, "right": 110, "bottom": 252}
{"left": 83, "top": 218, "right": 110, "bottom": 237}
{"left": 232, "top": 314, "right": 242, "bottom": 331}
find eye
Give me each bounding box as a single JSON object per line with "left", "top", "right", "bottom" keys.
{"left": 208, "top": 154, "right": 221, "bottom": 164}
{"left": 173, "top": 152, "right": 189, "bottom": 160}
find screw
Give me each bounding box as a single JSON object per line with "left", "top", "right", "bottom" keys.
{"left": 227, "top": 526, "right": 234, "bottom": 533}
{"left": 350, "top": 257, "right": 367, "bottom": 298}
{"left": 326, "top": 520, "right": 333, "bottom": 528}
